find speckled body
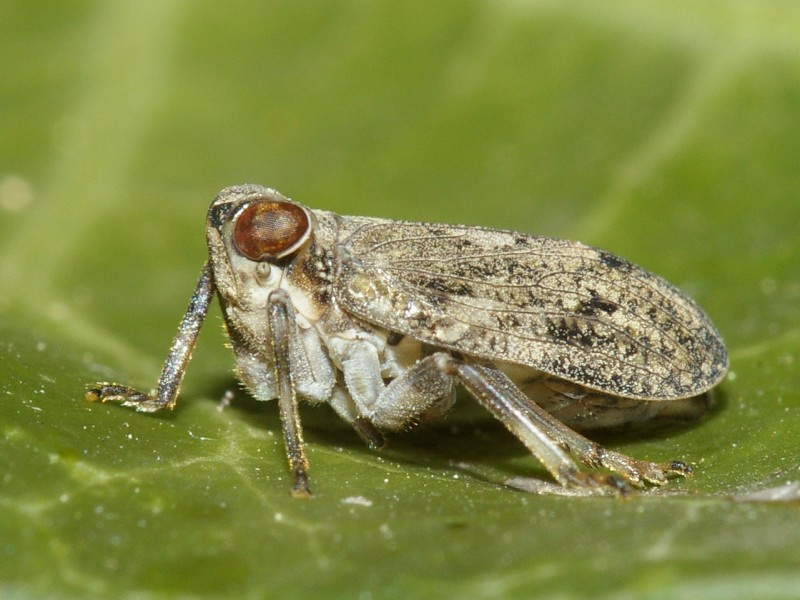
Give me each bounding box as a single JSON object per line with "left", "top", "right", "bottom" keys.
{"left": 89, "top": 184, "right": 728, "bottom": 495}
{"left": 207, "top": 186, "right": 726, "bottom": 431}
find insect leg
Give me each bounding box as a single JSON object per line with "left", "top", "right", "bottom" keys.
{"left": 507, "top": 385, "right": 692, "bottom": 486}
{"left": 361, "top": 354, "right": 454, "bottom": 430}
{"left": 434, "top": 354, "right": 630, "bottom": 494}
{"left": 327, "top": 387, "right": 387, "bottom": 450}
{"left": 86, "top": 261, "right": 214, "bottom": 413}
{"left": 335, "top": 341, "right": 453, "bottom": 432}
{"left": 441, "top": 356, "right": 692, "bottom": 489}
{"left": 503, "top": 375, "right": 692, "bottom": 485}
{"left": 267, "top": 288, "right": 312, "bottom": 498}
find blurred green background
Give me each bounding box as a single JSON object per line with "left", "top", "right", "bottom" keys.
{"left": 2, "top": 2, "right": 800, "bottom": 598}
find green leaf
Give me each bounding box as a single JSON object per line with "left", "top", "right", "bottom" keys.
{"left": 3, "top": 2, "right": 800, "bottom": 598}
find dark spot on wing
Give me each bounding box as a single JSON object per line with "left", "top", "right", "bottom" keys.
{"left": 423, "top": 277, "right": 473, "bottom": 297}
{"left": 598, "top": 250, "right": 631, "bottom": 272}
{"left": 577, "top": 290, "right": 619, "bottom": 316}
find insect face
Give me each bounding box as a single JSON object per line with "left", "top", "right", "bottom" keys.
{"left": 205, "top": 187, "right": 323, "bottom": 323}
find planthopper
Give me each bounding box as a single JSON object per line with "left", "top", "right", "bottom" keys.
{"left": 87, "top": 184, "right": 728, "bottom": 497}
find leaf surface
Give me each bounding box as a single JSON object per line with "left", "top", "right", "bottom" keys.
{"left": 2, "top": 2, "right": 800, "bottom": 598}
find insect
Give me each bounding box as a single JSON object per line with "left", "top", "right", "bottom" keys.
{"left": 87, "top": 184, "right": 728, "bottom": 497}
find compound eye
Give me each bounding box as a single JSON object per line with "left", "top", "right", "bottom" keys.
{"left": 233, "top": 199, "right": 311, "bottom": 260}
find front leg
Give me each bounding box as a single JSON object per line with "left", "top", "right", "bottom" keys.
{"left": 86, "top": 261, "right": 214, "bottom": 412}
{"left": 267, "top": 289, "right": 312, "bottom": 498}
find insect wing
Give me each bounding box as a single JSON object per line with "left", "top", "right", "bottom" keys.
{"left": 336, "top": 220, "right": 728, "bottom": 401}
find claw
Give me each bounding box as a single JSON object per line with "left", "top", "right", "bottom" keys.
{"left": 628, "top": 459, "right": 693, "bottom": 487}
{"left": 665, "top": 460, "right": 693, "bottom": 477}
{"left": 588, "top": 444, "right": 693, "bottom": 489}
{"left": 85, "top": 382, "right": 169, "bottom": 413}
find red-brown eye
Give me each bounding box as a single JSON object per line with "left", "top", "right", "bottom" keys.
{"left": 233, "top": 199, "right": 311, "bottom": 260}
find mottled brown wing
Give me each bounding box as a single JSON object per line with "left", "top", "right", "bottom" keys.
{"left": 335, "top": 220, "right": 728, "bottom": 400}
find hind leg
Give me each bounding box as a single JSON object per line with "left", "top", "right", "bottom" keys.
{"left": 438, "top": 356, "right": 692, "bottom": 494}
